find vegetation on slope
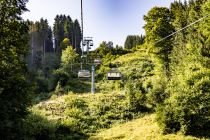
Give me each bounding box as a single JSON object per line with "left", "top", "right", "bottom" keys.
{"left": 1, "top": 0, "right": 210, "bottom": 139}
{"left": 24, "top": 93, "right": 142, "bottom": 139}
{"left": 90, "top": 114, "right": 206, "bottom": 140}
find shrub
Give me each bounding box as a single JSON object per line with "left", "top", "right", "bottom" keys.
{"left": 22, "top": 112, "right": 88, "bottom": 140}
{"left": 125, "top": 80, "right": 148, "bottom": 112}
{"left": 156, "top": 70, "right": 210, "bottom": 136}
{"left": 53, "top": 69, "right": 69, "bottom": 88}
{"left": 146, "top": 76, "right": 168, "bottom": 107}
{"left": 54, "top": 82, "right": 65, "bottom": 96}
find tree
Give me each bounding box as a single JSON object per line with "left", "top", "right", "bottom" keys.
{"left": 61, "top": 45, "right": 78, "bottom": 71}
{"left": 27, "top": 19, "right": 54, "bottom": 71}
{"left": 156, "top": 0, "right": 210, "bottom": 136}
{"left": 64, "top": 15, "right": 73, "bottom": 40}
{"left": 143, "top": 7, "right": 175, "bottom": 75}
{"left": 96, "top": 41, "right": 114, "bottom": 57}
{"left": 124, "top": 35, "right": 145, "bottom": 50}
{"left": 53, "top": 15, "right": 65, "bottom": 54}
{"left": 186, "top": 0, "right": 205, "bottom": 48}
{"left": 60, "top": 38, "right": 71, "bottom": 50}
{"left": 198, "top": 0, "right": 210, "bottom": 57}
{"left": 169, "top": 1, "right": 189, "bottom": 73}
{"left": 73, "top": 19, "right": 82, "bottom": 54}
{"left": 61, "top": 38, "right": 78, "bottom": 73}
{"left": 170, "top": 1, "right": 188, "bottom": 45}
{"left": 0, "top": 0, "right": 32, "bottom": 138}
{"left": 53, "top": 15, "right": 82, "bottom": 55}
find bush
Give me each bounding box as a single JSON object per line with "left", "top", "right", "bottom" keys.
{"left": 146, "top": 76, "right": 168, "bottom": 107}
{"left": 53, "top": 69, "right": 69, "bottom": 87}
{"left": 156, "top": 70, "right": 210, "bottom": 136}
{"left": 125, "top": 80, "right": 148, "bottom": 112}
{"left": 22, "top": 112, "right": 88, "bottom": 140}
{"left": 54, "top": 82, "right": 65, "bottom": 96}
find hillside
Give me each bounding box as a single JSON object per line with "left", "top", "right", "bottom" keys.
{"left": 25, "top": 49, "right": 209, "bottom": 139}
{"left": 29, "top": 93, "right": 207, "bottom": 140}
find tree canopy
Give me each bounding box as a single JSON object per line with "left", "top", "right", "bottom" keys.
{"left": 0, "top": 0, "right": 32, "bottom": 138}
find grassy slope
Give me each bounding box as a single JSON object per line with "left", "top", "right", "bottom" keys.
{"left": 89, "top": 50, "right": 206, "bottom": 140}
{"left": 89, "top": 114, "right": 205, "bottom": 140}
{"left": 32, "top": 93, "right": 205, "bottom": 140}
{"left": 30, "top": 50, "right": 207, "bottom": 139}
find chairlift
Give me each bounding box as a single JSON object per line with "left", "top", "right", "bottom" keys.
{"left": 90, "top": 42, "right": 93, "bottom": 46}
{"left": 81, "top": 55, "right": 87, "bottom": 58}
{"left": 78, "top": 70, "right": 91, "bottom": 78}
{"left": 94, "top": 59, "right": 102, "bottom": 65}
{"left": 107, "top": 68, "right": 122, "bottom": 80}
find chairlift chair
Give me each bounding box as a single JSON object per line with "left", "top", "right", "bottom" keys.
{"left": 107, "top": 68, "right": 122, "bottom": 80}
{"left": 81, "top": 55, "right": 87, "bottom": 58}
{"left": 78, "top": 70, "right": 91, "bottom": 78}
{"left": 94, "top": 59, "right": 102, "bottom": 65}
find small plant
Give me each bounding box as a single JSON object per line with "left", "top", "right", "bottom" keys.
{"left": 55, "top": 82, "right": 64, "bottom": 96}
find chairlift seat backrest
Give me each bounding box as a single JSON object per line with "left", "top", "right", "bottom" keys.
{"left": 107, "top": 68, "right": 122, "bottom": 80}
{"left": 94, "top": 59, "right": 102, "bottom": 65}
{"left": 78, "top": 70, "right": 90, "bottom": 78}
{"left": 81, "top": 55, "right": 87, "bottom": 58}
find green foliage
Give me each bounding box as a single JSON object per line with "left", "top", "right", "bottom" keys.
{"left": 158, "top": 70, "right": 210, "bottom": 136}
{"left": 31, "top": 93, "right": 138, "bottom": 136}
{"left": 0, "top": 0, "right": 33, "bottom": 138}
{"left": 146, "top": 76, "right": 168, "bottom": 107}
{"left": 53, "top": 69, "right": 69, "bottom": 87}
{"left": 60, "top": 38, "right": 71, "bottom": 50}
{"left": 96, "top": 41, "right": 128, "bottom": 59}
{"left": 144, "top": 6, "right": 175, "bottom": 75}
{"left": 51, "top": 45, "right": 79, "bottom": 92}
{"left": 22, "top": 112, "right": 88, "bottom": 140}
{"left": 16, "top": 0, "right": 210, "bottom": 139}
{"left": 27, "top": 18, "right": 54, "bottom": 70}
{"left": 143, "top": 1, "right": 210, "bottom": 137}
{"left": 125, "top": 80, "right": 148, "bottom": 112}
{"left": 124, "top": 35, "right": 145, "bottom": 50}
{"left": 61, "top": 45, "right": 78, "bottom": 68}
{"left": 170, "top": 1, "right": 188, "bottom": 46}
{"left": 157, "top": 43, "right": 210, "bottom": 137}
{"left": 55, "top": 82, "right": 65, "bottom": 96}
{"left": 53, "top": 15, "right": 82, "bottom": 55}
{"left": 199, "top": 0, "right": 210, "bottom": 57}
{"left": 144, "top": 7, "right": 174, "bottom": 48}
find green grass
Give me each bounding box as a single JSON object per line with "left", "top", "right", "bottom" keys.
{"left": 89, "top": 114, "right": 207, "bottom": 140}
{"left": 30, "top": 92, "right": 136, "bottom": 134}
{"left": 30, "top": 93, "right": 208, "bottom": 140}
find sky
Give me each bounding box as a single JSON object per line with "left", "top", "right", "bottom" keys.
{"left": 22, "top": 0, "right": 180, "bottom": 49}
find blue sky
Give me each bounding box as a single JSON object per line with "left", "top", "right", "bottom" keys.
{"left": 23, "top": 0, "right": 179, "bottom": 49}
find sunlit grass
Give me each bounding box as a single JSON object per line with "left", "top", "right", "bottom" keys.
{"left": 89, "top": 114, "right": 206, "bottom": 140}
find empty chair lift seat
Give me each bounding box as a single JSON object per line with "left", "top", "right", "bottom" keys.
{"left": 78, "top": 70, "right": 91, "bottom": 78}
{"left": 94, "top": 59, "right": 102, "bottom": 65}
{"left": 107, "top": 68, "right": 122, "bottom": 80}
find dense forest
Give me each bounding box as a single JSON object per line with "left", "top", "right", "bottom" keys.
{"left": 0, "top": 0, "right": 210, "bottom": 139}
